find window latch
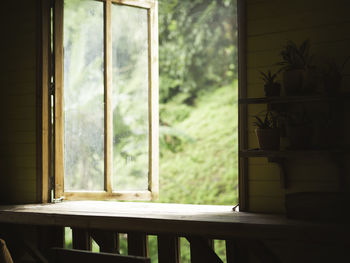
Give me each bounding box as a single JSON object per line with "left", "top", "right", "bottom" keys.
{"left": 52, "top": 196, "right": 64, "bottom": 203}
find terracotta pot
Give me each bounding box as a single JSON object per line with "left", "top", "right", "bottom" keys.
{"left": 283, "top": 69, "right": 304, "bottom": 95}
{"left": 255, "top": 128, "right": 280, "bottom": 150}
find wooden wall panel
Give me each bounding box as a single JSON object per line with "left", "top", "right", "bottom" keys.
{"left": 246, "top": 0, "right": 350, "bottom": 213}
{"left": 0, "top": 0, "right": 40, "bottom": 204}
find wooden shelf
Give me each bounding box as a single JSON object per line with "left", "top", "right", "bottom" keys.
{"left": 239, "top": 149, "right": 346, "bottom": 158}
{"left": 239, "top": 93, "right": 350, "bottom": 104}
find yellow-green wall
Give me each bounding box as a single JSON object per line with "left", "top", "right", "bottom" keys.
{"left": 246, "top": 0, "right": 350, "bottom": 213}
{"left": 0, "top": 1, "right": 40, "bottom": 203}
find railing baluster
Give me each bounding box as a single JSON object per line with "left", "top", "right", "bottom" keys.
{"left": 187, "top": 236, "right": 222, "bottom": 263}
{"left": 90, "top": 230, "right": 119, "bottom": 253}
{"left": 72, "top": 228, "right": 91, "bottom": 251}
{"left": 38, "top": 226, "right": 64, "bottom": 257}
{"left": 157, "top": 235, "right": 180, "bottom": 263}
{"left": 127, "top": 233, "right": 148, "bottom": 257}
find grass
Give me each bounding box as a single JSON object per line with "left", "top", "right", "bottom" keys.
{"left": 158, "top": 82, "right": 239, "bottom": 206}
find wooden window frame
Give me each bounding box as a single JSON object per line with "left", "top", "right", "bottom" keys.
{"left": 53, "top": 0, "right": 159, "bottom": 201}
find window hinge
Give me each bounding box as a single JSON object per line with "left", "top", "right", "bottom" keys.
{"left": 50, "top": 82, "right": 55, "bottom": 96}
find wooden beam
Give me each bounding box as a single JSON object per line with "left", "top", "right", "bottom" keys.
{"left": 38, "top": 226, "right": 64, "bottom": 257}
{"left": 90, "top": 230, "right": 119, "bottom": 253}
{"left": 72, "top": 228, "right": 91, "bottom": 251}
{"left": 157, "top": 235, "right": 180, "bottom": 263}
{"left": 54, "top": 0, "right": 64, "bottom": 199}
{"left": 40, "top": 0, "right": 51, "bottom": 203}
{"left": 104, "top": 0, "right": 112, "bottom": 194}
{"left": 237, "top": 0, "right": 249, "bottom": 212}
{"left": 187, "top": 236, "right": 222, "bottom": 263}
{"left": 50, "top": 247, "right": 150, "bottom": 263}
{"left": 127, "top": 233, "right": 148, "bottom": 257}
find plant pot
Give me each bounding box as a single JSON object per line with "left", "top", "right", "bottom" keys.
{"left": 264, "top": 83, "right": 281, "bottom": 97}
{"left": 283, "top": 69, "right": 304, "bottom": 95}
{"left": 255, "top": 128, "right": 280, "bottom": 150}
{"left": 286, "top": 125, "right": 313, "bottom": 149}
{"left": 302, "top": 68, "right": 319, "bottom": 94}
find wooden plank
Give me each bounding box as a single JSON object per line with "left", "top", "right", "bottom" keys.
{"left": 72, "top": 228, "right": 92, "bottom": 251}
{"left": 50, "top": 247, "right": 150, "bottom": 263}
{"left": 237, "top": 0, "right": 249, "bottom": 212}
{"left": 54, "top": 0, "right": 64, "bottom": 199}
{"left": 127, "top": 233, "right": 148, "bottom": 257}
{"left": 0, "top": 202, "right": 347, "bottom": 242}
{"left": 63, "top": 190, "right": 152, "bottom": 201}
{"left": 148, "top": 0, "right": 159, "bottom": 200}
{"left": 110, "top": 0, "right": 155, "bottom": 9}
{"left": 90, "top": 230, "right": 119, "bottom": 253}
{"left": 187, "top": 236, "right": 222, "bottom": 263}
{"left": 104, "top": 0, "right": 112, "bottom": 194}
{"left": 157, "top": 235, "right": 180, "bottom": 263}
{"left": 41, "top": 0, "right": 51, "bottom": 203}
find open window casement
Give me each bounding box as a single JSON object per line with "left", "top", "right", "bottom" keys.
{"left": 54, "top": 0, "right": 159, "bottom": 201}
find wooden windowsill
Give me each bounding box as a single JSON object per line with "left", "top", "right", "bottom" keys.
{"left": 0, "top": 201, "right": 347, "bottom": 241}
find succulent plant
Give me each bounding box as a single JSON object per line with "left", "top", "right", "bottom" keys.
{"left": 259, "top": 70, "right": 278, "bottom": 85}
{"left": 259, "top": 70, "right": 281, "bottom": 96}
{"left": 253, "top": 111, "right": 279, "bottom": 129}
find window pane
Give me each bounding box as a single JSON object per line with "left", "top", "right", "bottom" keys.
{"left": 111, "top": 4, "right": 149, "bottom": 191}
{"left": 63, "top": 0, "right": 104, "bottom": 191}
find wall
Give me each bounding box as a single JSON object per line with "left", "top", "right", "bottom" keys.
{"left": 0, "top": 1, "right": 41, "bottom": 203}
{"left": 246, "top": 0, "right": 350, "bottom": 213}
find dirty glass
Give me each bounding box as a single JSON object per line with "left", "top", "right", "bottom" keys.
{"left": 111, "top": 4, "right": 149, "bottom": 191}
{"left": 63, "top": 0, "right": 104, "bottom": 191}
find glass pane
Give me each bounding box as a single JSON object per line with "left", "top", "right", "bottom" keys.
{"left": 63, "top": 0, "right": 104, "bottom": 191}
{"left": 111, "top": 4, "right": 149, "bottom": 191}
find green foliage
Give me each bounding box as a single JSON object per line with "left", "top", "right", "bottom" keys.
{"left": 253, "top": 111, "right": 279, "bottom": 129}
{"left": 158, "top": 0, "right": 238, "bottom": 103}
{"left": 278, "top": 39, "right": 313, "bottom": 70}
{"left": 259, "top": 70, "right": 279, "bottom": 86}
{"left": 323, "top": 56, "right": 350, "bottom": 81}
{"left": 158, "top": 83, "right": 238, "bottom": 206}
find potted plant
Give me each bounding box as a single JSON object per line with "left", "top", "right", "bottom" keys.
{"left": 259, "top": 70, "right": 281, "bottom": 96}
{"left": 323, "top": 56, "right": 349, "bottom": 95}
{"left": 278, "top": 39, "right": 315, "bottom": 95}
{"left": 253, "top": 111, "right": 280, "bottom": 150}
{"left": 286, "top": 110, "right": 313, "bottom": 149}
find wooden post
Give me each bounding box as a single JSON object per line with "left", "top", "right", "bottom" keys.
{"left": 157, "top": 235, "right": 180, "bottom": 263}
{"left": 72, "top": 228, "right": 91, "bottom": 251}
{"left": 90, "top": 230, "right": 119, "bottom": 253}
{"left": 127, "top": 233, "right": 148, "bottom": 257}
{"left": 38, "top": 226, "right": 64, "bottom": 257}
{"left": 187, "top": 236, "right": 222, "bottom": 263}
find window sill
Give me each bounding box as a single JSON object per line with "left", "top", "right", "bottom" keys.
{"left": 0, "top": 201, "right": 346, "bottom": 241}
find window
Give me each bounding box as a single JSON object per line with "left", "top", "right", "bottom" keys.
{"left": 54, "top": 0, "right": 159, "bottom": 200}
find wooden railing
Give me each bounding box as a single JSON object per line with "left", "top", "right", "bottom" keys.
{"left": 38, "top": 226, "right": 256, "bottom": 262}
{"left": 0, "top": 201, "right": 347, "bottom": 263}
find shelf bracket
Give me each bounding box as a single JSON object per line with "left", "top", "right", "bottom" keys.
{"left": 268, "top": 157, "right": 288, "bottom": 189}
